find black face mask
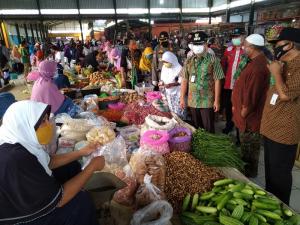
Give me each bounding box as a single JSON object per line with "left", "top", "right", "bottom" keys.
{"left": 161, "top": 41, "right": 169, "bottom": 48}
{"left": 274, "top": 43, "right": 291, "bottom": 60}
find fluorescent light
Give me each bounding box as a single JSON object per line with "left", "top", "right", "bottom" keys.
{"left": 116, "top": 8, "right": 148, "bottom": 14}
{"left": 40, "top": 9, "right": 78, "bottom": 15}
{"left": 196, "top": 17, "right": 222, "bottom": 24}
{"left": 211, "top": 4, "right": 228, "bottom": 12}
{"left": 49, "top": 29, "right": 87, "bottom": 34}
{"left": 80, "top": 9, "right": 115, "bottom": 14}
{"left": 160, "top": 0, "right": 164, "bottom": 5}
{"left": 182, "top": 8, "right": 210, "bottom": 13}
{"left": 139, "top": 19, "right": 154, "bottom": 24}
{"left": 255, "top": 0, "right": 266, "bottom": 2}
{"left": 106, "top": 20, "right": 123, "bottom": 28}
{"left": 0, "top": 9, "right": 39, "bottom": 15}
{"left": 230, "top": 0, "right": 251, "bottom": 8}
{"left": 150, "top": 8, "right": 180, "bottom": 14}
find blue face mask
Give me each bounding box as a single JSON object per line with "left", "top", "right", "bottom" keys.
{"left": 232, "top": 38, "right": 241, "bottom": 46}
{"left": 145, "top": 54, "right": 153, "bottom": 60}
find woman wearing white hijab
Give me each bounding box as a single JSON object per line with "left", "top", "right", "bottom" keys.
{"left": 0, "top": 100, "right": 104, "bottom": 225}
{"left": 160, "top": 51, "right": 186, "bottom": 119}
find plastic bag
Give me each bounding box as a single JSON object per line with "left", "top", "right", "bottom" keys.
{"left": 60, "top": 118, "right": 94, "bottom": 142}
{"left": 113, "top": 165, "right": 137, "bottom": 206}
{"left": 117, "top": 125, "right": 141, "bottom": 143}
{"left": 135, "top": 174, "right": 165, "bottom": 208}
{"left": 83, "top": 136, "right": 128, "bottom": 173}
{"left": 146, "top": 91, "right": 162, "bottom": 103}
{"left": 130, "top": 200, "right": 173, "bottom": 225}
{"left": 141, "top": 115, "right": 177, "bottom": 135}
{"left": 81, "top": 94, "right": 99, "bottom": 112}
{"left": 140, "top": 130, "right": 170, "bottom": 154}
{"left": 129, "top": 149, "right": 166, "bottom": 191}
{"left": 168, "top": 127, "right": 192, "bottom": 152}
{"left": 86, "top": 126, "right": 115, "bottom": 144}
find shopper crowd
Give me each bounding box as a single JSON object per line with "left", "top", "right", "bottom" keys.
{"left": 0, "top": 25, "right": 299, "bottom": 224}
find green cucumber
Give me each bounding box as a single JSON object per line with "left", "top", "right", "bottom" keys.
{"left": 182, "top": 194, "right": 191, "bottom": 211}
{"left": 255, "top": 190, "right": 267, "bottom": 195}
{"left": 229, "top": 183, "right": 245, "bottom": 192}
{"left": 252, "top": 200, "right": 279, "bottom": 210}
{"left": 283, "top": 208, "right": 293, "bottom": 217}
{"left": 233, "top": 198, "right": 248, "bottom": 206}
{"left": 182, "top": 212, "right": 217, "bottom": 224}
{"left": 214, "top": 179, "right": 234, "bottom": 187}
{"left": 217, "top": 193, "right": 233, "bottom": 211}
{"left": 225, "top": 203, "right": 236, "bottom": 211}
{"left": 191, "top": 194, "right": 199, "bottom": 211}
{"left": 233, "top": 192, "right": 253, "bottom": 200}
{"left": 289, "top": 214, "right": 300, "bottom": 225}
{"left": 200, "top": 192, "right": 216, "bottom": 201}
{"left": 256, "top": 209, "right": 282, "bottom": 220}
{"left": 241, "top": 188, "right": 254, "bottom": 195}
{"left": 254, "top": 213, "right": 267, "bottom": 222}
{"left": 219, "top": 214, "right": 244, "bottom": 225}
{"left": 241, "top": 212, "right": 252, "bottom": 223}
{"left": 196, "top": 206, "right": 218, "bottom": 214}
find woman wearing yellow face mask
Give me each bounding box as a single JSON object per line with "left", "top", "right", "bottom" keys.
{"left": 0, "top": 100, "right": 105, "bottom": 225}
{"left": 159, "top": 51, "right": 186, "bottom": 119}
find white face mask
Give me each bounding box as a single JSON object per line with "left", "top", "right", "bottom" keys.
{"left": 192, "top": 45, "right": 205, "bottom": 55}
{"left": 188, "top": 43, "right": 193, "bottom": 50}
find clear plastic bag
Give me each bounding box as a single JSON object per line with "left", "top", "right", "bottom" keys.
{"left": 83, "top": 136, "right": 128, "bottom": 173}
{"left": 130, "top": 200, "right": 173, "bottom": 225}
{"left": 80, "top": 94, "right": 99, "bottom": 112}
{"left": 129, "top": 149, "right": 166, "bottom": 191}
{"left": 135, "top": 174, "right": 165, "bottom": 208}
{"left": 113, "top": 165, "right": 137, "bottom": 206}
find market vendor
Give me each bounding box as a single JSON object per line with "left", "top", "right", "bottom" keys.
{"left": 54, "top": 63, "right": 71, "bottom": 90}
{"left": 180, "top": 31, "right": 224, "bottom": 133}
{"left": 261, "top": 27, "right": 300, "bottom": 205}
{"left": 160, "top": 51, "right": 186, "bottom": 119}
{"left": 30, "top": 60, "right": 77, "bottom": 116}
{"left": 139, "top": 46, "right": 153, "bottom": 83}
{"left": 231, "top": 34, "right": 270, "bottom": 178}
{"left": 120, "top": 39, "right": 142, "bottom": 88}
{"left": 0, "top": 100, "right": 104, "bottom": 225}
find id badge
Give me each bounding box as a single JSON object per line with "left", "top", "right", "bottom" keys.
{"left": 191, "top": 75, "right": 196, "bottom": 83}
{"left": 270, "top": 94, "right": 279, "bottom": 105}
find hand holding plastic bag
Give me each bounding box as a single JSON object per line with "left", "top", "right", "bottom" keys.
{"left": 130, "top": 200, "right": 173, "bottom": 225}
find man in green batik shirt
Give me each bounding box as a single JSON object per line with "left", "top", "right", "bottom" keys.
{"left": 180, "top": 31, "right": 224, "bottom": 133}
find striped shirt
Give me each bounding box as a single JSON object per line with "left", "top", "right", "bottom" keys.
{"left": 182, "top": 52, "right": 224, "bottom": 108}
{"left": 260, "top": 54, "right": 300, "bottom": 145}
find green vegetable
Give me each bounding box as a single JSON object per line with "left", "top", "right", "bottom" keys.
{"left": 255, "top": 190, "right": 267, "bottom": 196}
{"left": 249, "top": 215, "right": 259, "bottom": 225}
{"left": 283, "top": 208, "right": 293, "bottom": 217}
{"left": 183, "top": 194, "right": 191, "bottom": 211}
{"left": 212, "top": 187, "right": 223, "bottom": 193}
{"left": 233, "top": 198, "right": 248, "bottom": 206}
{"left": 256, "top": 209, "right": 282, "bottom": 220}
{"left": 229, "top": 183, "right": 245, "bottom": 192}
{"left": 241, "top": 212, "right": 252, "bottom": 223}
{"left": 221, "top": 208, "right": 231, "bottom": 216}
{"left": 289, "top": 214, "right": 300, "bottom": 225}
{"left": 252, "top": 200, "right": 279, "bottom": 210}
{"left": 196, "top": 206, "right": 218, "bottom": 214}
{"left": 254, "top": 213, "right": 267, "bottom": 222}
{"left": 231, "top": 205, "right": 244, "bottom": 220}
{"left": 273, "top": 209, "right": 283, "bottom": 217}
{"left": 254, "top": 195, "right": 280, "bottom": 205}
{"left": 233, "top": 192, "right": 253, "bottom": 200}
{"left": 214, "top": 179, "right": 234, "bottom": 187}
{"left": 241, "top": 188, "right": 254, "bottom": 195}
{"left": 225, "top": 203, "right": 236, "bottom": 211}
{"left": 192, "top": 129, "right": 245, "bottom": 171}
{"left": 192, "top": 194, "right": 199, "bottom": 210}
{"left": 219, "top": 214, "right": 244, "bottom": 225}
{"left": 217, "top": 193, "right": 233, "bottom": 210}
{"left": 181, "top": 212, "right": 217, "bottom": 224}
{"left": 204, "top": 222, "right": 222, "bottom": 225}
{"left": 200, "top": 192, "right": 215, "bottom": 201}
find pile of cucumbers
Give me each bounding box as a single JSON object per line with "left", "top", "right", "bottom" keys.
{"left": 181, "top": 178, "right": 300, "bottom": 225}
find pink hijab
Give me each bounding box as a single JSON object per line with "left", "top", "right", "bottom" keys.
{"left": 30, "top": 60, "right": 65, "bottom": 113}
{"left": 110, "top": 48, "right": 121, "bottom": 71}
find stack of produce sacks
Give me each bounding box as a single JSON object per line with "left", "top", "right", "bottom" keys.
{"left": 140, "top": 130, "right": 170, "bottom": 154}
{"left": 141, "top": 115, "right": 177, "bottom": 135}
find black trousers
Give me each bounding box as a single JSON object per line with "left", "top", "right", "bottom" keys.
{"left": 190, "top": 107, "right": 215, "bottom": 133}
{"left": 263, "top": 137, "right": 297, "bottom": 205}
{"left": 223, "top": 89, "right": 234, "bottom": 130}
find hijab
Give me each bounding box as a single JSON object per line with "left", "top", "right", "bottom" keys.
{"left": 139, "top": 47, "right": 153, "bottom": 73}
{"left": 160, "top": 51, "right": 182, "bottom": 84}
{"left": 110, "top": 47, "right": 121, "bottom": 71}
{"left": 30, "top": 60, "right": 65, "bottom": 114}
{"left": 0, "top": 100, "right": 52, "bottom": 175}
